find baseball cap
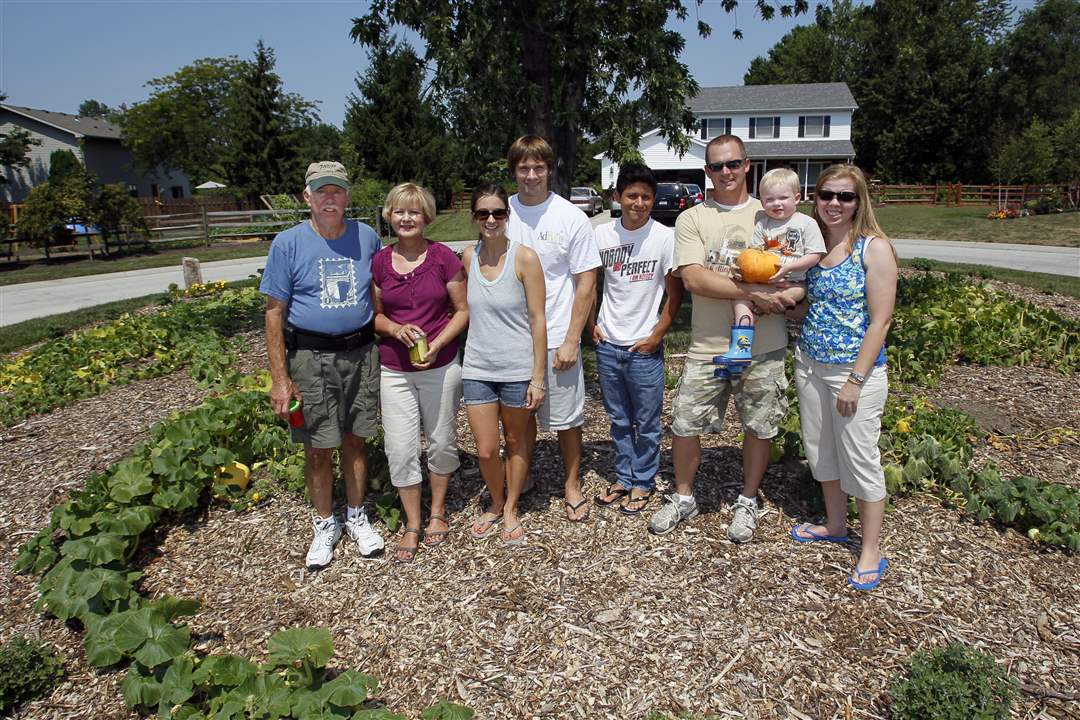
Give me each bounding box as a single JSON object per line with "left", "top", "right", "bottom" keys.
{"left": 305, "top": 161, "right": 350, "bottom": 192}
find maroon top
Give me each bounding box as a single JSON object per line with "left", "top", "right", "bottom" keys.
{"left": 372, "top": 241, "right": 464, "bottom": 372}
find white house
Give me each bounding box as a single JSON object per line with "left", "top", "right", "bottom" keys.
{"left": 1, "top": 103, "right": 190, "bottom": 203}
{"left": 597, "top": 82, "right": 857, "bottom": 197}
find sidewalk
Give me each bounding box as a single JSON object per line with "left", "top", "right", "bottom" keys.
{"left": 1, "top": 237, "right": 1077, "bottom": 327}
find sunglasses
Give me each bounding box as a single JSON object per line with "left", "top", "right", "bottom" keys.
{"left": 817, "top": 190, "right": 858, "bottom": 203}
{"left": 706, "top": 159, "right": 746, "bottom": 172}
{"left": 472, "top": 208, "right": 509, "bottom": 221}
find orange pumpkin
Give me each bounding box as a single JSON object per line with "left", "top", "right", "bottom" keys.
{"left": 736, "top": 248, "right": 781, "bottom": 283}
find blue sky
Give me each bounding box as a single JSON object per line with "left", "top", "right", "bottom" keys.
{"left": 0, "top": 1, "right": 1031, "bottom": 128}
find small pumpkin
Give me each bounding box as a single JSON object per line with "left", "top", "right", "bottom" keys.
{"left": 736, "top": 248, "right": 782, "bottom": 283}
{"left": 214, "top": 460, "right": 251, "bottom": 491}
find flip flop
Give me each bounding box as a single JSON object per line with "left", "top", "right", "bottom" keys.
{"left": 617, "top": 488, "right": 655, "bottom": 516}
{"left": 470, "top": 512, "right": 501, "bottom": 540}
{"left": 848, "top": 557, "right": 889, "bottom": 591}
{"left": 395, "top": 528, "right": 422, "bottom": 563}
{"left": 594, "top": 484, "right": 630, "bottom": 507}
{"left": 564, "top": 497, "right": 591, "bottom": 522}
{"left": 501, "top": 522, "right": 526, "bottom": 546}
{"left": 790, "top": 522, "right": 849, "bottom": 544}
{"left": 423, "top": 514, "right": 449, "bottom": 547}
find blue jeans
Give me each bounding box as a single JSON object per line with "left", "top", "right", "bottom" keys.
{"left": 594, "top": 341, "right": 665, "bottom": 491}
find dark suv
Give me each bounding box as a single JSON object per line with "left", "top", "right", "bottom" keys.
{"left": 650, "top": 182, "right": 695, "bottom": 224}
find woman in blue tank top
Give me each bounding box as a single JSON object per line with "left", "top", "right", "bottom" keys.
{"left": 790, "top": 165, "right": 898, "bottom": 592}
{"left": 460, "top": 185, "right": 548, "bottom": 547}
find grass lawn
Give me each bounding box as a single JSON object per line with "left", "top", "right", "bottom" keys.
{"left": 0, "top": 241, "right": 272, "bottom": 287}
{"left": 425, "top": 210, "right": 476, "bottom": 243}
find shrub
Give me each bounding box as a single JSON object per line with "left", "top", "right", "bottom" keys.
{"left": 0, "top": 636, "right": 64, "bottom": 714}
{"left": 890, "top": 642, "right": 1015, "bottom": 720}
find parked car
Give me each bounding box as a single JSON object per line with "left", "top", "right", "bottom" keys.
{"left": 650, "top": 182, "right": 695, "bottom": 224}
{"left": 570, "top": 186, "right": 604, "bottom": 216}
{"left": 685, "top": 183, "right": 705, "bottom": 206}
{"left": 609, "top": 192, "right": 621, "bottom": 219}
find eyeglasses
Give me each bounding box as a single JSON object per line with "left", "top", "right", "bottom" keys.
{"left": 706, "top": 159, "right": 746, "bottom": 172}
{"left": 817, "top": 190, "right": 858, "bottom": 203}
{"left": 472, "top": 208, "right": 509, "bottom": 221}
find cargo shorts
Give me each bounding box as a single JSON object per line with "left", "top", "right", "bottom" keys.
{"left": 670, "top": 348, "right": 788, "bottom": 440}
{"left": 287, "top": 342, "right": 380, "bottom": 448}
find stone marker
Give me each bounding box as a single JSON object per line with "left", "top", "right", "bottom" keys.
{"left": 182, "top": 257, "right": 204, "bottom": 288}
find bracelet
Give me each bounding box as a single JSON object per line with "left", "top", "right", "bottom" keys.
{"left": 847, "top": 371, "right": 866, "bottom": 386}
{"left": 529, "top": 382, "right": 546, "bottom": 391}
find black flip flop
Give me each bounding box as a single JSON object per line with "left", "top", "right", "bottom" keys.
{"left": 564, "top": 497, "right": 591, "bottom": 522}
{"left": 618, "top": 489, "right": 655, "bottom": 516}
{"left": 593, "top": 484, "right": 630, "bottom": 507}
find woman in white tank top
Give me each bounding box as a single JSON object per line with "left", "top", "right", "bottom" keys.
{"left": 461, "top": 185, "right": 547, "bottom": 547}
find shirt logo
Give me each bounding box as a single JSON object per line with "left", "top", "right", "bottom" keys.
{"left": 319, "top": 258, "right": 358, "bottom": 309}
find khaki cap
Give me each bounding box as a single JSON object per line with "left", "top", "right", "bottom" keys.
{"left": 305, "top": 161, "right": 350, "bottom": 191}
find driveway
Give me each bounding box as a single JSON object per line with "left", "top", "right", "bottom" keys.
{"left": 1, "top": 225, "right": 1076, "bottom": 327}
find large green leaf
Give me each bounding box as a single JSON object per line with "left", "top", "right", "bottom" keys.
{"left": 352, "top": 710, "right": 406, "bottom": 720}
{"left": 113, "top": 608, "right": 192, "bottom": 668}
{"left": 83, "top": 614, "right": 126, "bottom": 667}
{"left": 210, "top": 672, "right": 293, "bottom": 719}
{"left": 319, "top": 670, "right": 377, "bottom": 707}
{"left": 157, "top": 656, "right": 196, "bottom": 717}
{"left": 94, "top": 505, "right": 161, "bottom": 536}
{"left": 421, "top": 703, "right": 474, "bottom": 720}
{"left": 121, "top": 665, "right": 163, "bottom": 709}
{"left": 152, "top": 482, "right": 203, "bottom": 511}
{"left": 61, "top": 533, "right": 130, "bottom": 565}
{"left": 109, "top": 458, "right": 155, "bottom": 502}
{"left": 267, "top": 627, "right": 333, "bottom": 668}
{"left": 192, "top": 654, "right": 258, "bottom": 688}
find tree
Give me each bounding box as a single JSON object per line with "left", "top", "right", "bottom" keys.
{"left": 78, "top": 99, "right": 124, "bottom": 124}
{"left": 350, "top": 1, "right": 807, "bottom": 196}
{"left": 227, "top": 41, "right": 316, "bottom": 194}
{"left": 991, "top": 117, "right": 1055, "bottom": 184}
{"left": 92, "top": 184, "right": 147, "bottom": 255}
{"left": 744, "top": 24, "right": 838, "bottom": 85}
{"left": 48, "top": 149, "right": 82, "bottom": 183}
{"left": 0, "top": 93, "right": 40, "bottom": 186}
{"left": 344, "top": 39, "right": 461, "bottom": 203}
{"left": 120, "top": 57, "right": 245, "bottom": 185}
{"left": 292, "top": 123, "right": 344, "bottom": 166}
{"left": 993, "top": 0, "right": 1080, "bottom": 135}
{"left": 1052, "top": 109, "right": 1080, "bottom": 183}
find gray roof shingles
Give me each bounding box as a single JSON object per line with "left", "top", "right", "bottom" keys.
{"left": 744, "top": 139, "right": 856, "bottom": 159}
{"left": 1, "top": 104, "right": 124, "bottom": 140}
{"left": 689, "top": 83, "right": 857, "bottom": 113}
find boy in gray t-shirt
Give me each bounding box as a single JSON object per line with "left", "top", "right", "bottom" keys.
{"left": 714, "top": 168, "right": 825, "bottom": 377}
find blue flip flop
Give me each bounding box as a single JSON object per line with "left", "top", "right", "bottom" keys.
{"left": 790, "top": 522, "right": 849, "bottom": 544}
{"left": 848, "top": 557, "right": 889, "bottom": 591}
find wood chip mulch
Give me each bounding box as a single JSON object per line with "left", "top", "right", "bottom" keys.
{"left": 2, "top": 328, "right": 1079, "bottom": 719}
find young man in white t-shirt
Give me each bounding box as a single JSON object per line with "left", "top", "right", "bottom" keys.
{"left": 505, "top": 135, "right": 601, "bottom": 522}
{"left": 589, "top": 163, "right": 684, "bottom": 516}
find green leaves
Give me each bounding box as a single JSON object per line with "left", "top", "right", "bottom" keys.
{"left": 109, "top": 459, "right": 154, "bottom": 503}
{"left": 268, "top": 628, "right": 334, "bottom": 669}
{"left": 61, "top": 533, "right": 130, "bottom": 566}
{"left": 113, "top": 608, "right": 193, "bottom": 668}
{"left": 421, "top": 702, "right": 475, "bottom": 720}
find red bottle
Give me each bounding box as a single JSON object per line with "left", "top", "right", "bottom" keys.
{"left": 288, "top": 399, "right": 305, "bottom": 428}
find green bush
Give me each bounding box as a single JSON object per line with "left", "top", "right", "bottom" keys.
{"left": 0, "top": 636, "right": 64, "bottom": 714}
{"left": 891, "top": 643, "right": 1015, "bottom": 720}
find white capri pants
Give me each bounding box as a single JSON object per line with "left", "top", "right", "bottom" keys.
{"left": 380, "top": 361, "right": 462, "bottom": 488}
{"left": 794, "top": 346, "right": 888, "bottom": 502}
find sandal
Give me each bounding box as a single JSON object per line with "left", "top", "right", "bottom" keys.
{"left": 848, "top": 557, "right": 889, "bottom": 591}
{"left": 617, "top": 488, "right": 655, "bottom": 516}
{"left": 501, "top": 522, "right": 526, "bottom": 546}
{"left": 594, "top": 484, "right": 630, "bottom": 507}
{"left": 470, "top": 512, "right": 501, "bottom": 540}
{"left": 395, "top": 527, "right": 421, "bottom": 563}
{"left": 564, "top": 497, "right": 591, "bottom": 523}
{"left": 424, "top": 514, "right": 449, "bottom": 548}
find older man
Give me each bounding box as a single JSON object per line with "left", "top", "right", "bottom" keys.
{"left": 649, "top": 136, "right": 802, "bottom": 542}
{"left": 260, "top": 161, "right": 385, "bottom": 568}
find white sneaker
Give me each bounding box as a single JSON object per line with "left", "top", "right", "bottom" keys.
{"left": 727, "top": 496, "right": 760, "bottom": 543}
{"left": 305, "top": 515, "right": 342, "bottom": 569}
{"left": 345, "top": 511, "right": 385, "bottom": 558}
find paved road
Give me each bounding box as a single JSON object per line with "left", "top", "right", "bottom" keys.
{"left": 2, "top": 216, "right": 1077, "bottom": 327}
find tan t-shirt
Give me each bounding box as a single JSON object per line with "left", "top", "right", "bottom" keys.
{"left": 673, "top": 198, "right": 788, "bottom": 360}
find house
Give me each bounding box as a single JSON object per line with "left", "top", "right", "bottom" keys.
{"left": 0, "top": 103, "right": 190, "bottom": 203}
{"left": 597, "top": 82, "right": 857, "bottom": 197}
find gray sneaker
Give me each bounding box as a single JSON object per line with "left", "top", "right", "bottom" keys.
{"left": 648, "top": 494, "right": 700, "bottom": 535}
{"left": 727, "top": 496, "right": 760, "bottom": 543}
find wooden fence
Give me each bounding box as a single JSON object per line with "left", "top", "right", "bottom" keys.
{"left": 867, "top": 182, "right": 1078, "bottom": 208}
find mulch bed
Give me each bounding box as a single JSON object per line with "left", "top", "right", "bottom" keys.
{"left": 2, "top": 320, "right": 1079, "bottom": 719}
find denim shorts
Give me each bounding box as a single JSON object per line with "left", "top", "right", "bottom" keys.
{"left": 462, "top": 378, "right": 529, "bottom": 408}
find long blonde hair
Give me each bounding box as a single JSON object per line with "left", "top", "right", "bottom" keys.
{"left": 812, "top": 164, "right": 895, "bottom": 259}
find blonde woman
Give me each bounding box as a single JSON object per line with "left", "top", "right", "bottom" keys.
{"left": 461, "top": 184, "right": 547, "bottom": 546}
{"left": 790, "top": 165, "right": 897, "bottom": 591}
{"left": 372, "top": 183, "right": 468, "bottom": 562}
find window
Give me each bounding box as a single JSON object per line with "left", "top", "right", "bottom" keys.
{"left": 799, "top": 115, "right": 831, "bottom": 138}
{"left": 749, "top": 116, "right": 780, "bottom": 139}
{"left": 170, "top": 185, "right": 185, "bottom": 199}
{"left": 150, "top": 183, "right": 160, "bottom": 198}
{"left": 699, "top": 117, "right": 732, "bottom": 139}
{"left": 798, "top": 161, "right": 832, "bottom": 195}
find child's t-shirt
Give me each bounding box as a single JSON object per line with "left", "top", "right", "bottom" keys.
{"left": 751, "top": 211, "right": 826, "bottom": 281}
{"left": 595, "top": 217, "right": 674, "bottom": 346}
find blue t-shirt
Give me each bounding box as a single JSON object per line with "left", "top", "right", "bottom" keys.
{"left": 259, "top": 220, "right": 381, "bottom": 335}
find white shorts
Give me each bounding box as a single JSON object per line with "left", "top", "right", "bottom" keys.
{"left": 794, "top": 347, "right": 888, "bottom": 502}
{"left": 380, "top": 361, "right": 462, "bottom": 487}
{"left": 537, "top": 347, "right": 585, "bottom": 431}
